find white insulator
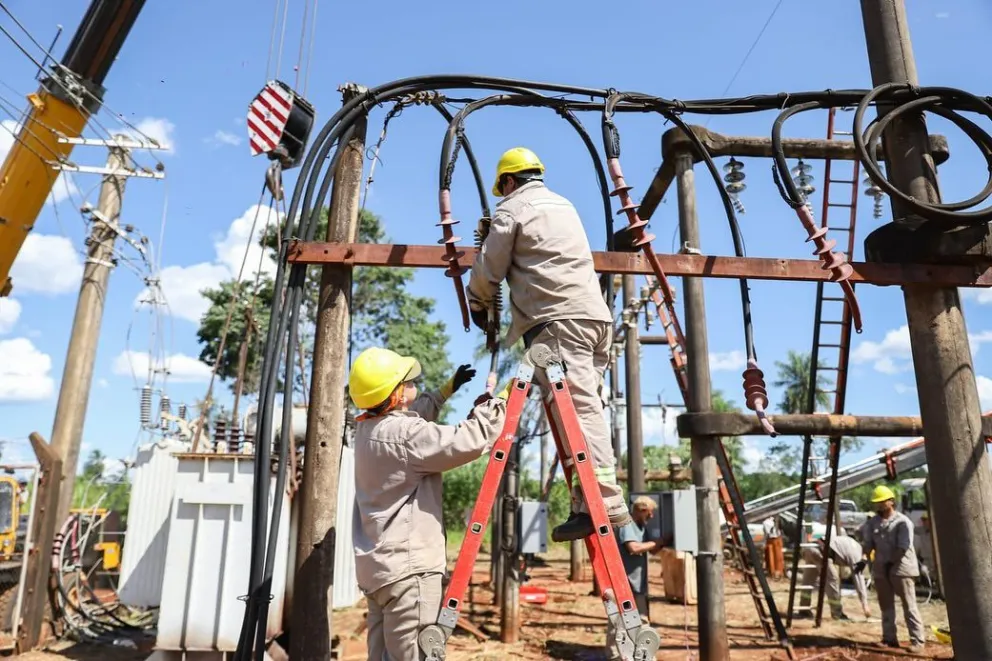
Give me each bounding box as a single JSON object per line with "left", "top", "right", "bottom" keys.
{"left": 140, "top": 385, "right": 152, "bottom": 427}
{"left": 178, "top": 403, "right": 187, "bottom": 420}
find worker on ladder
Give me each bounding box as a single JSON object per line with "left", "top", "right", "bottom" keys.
{"left": 348, "top": 347, "right": 507, "bottom": 661}
{"left": 468, "top": 147, "right": 629, "bottom": 540}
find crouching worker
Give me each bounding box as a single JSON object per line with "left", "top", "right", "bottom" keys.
{"left": 349, "top": 347, "right": 507, "bottom": 661}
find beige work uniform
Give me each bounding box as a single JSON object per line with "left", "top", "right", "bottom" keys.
{"left": 799, "top": 534, "right": 868, "bottom": 618}
{"left": 353, "top": 392, "right": 507, "bottom": 660}
{"left": 467, "top": 181, "right": 623, "bottom": 517}
{"left": 861, "top": 512, "right": 925, "bottom": 646}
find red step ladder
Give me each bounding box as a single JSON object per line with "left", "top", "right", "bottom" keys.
{"left": 418, "top": 345, "right": 661, "bottom": 661}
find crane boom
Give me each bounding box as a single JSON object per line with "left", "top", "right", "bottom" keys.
{"left": 0, "top": 0, "right": 145, "bottom": 296}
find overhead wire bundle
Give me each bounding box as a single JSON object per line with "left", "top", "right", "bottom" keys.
{"left": 235, "top": 76, "right": 992, "bottom": 659}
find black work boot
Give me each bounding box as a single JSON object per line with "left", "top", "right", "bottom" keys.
{"left": 552, "top": 512, "right": 595, "bottom": 542}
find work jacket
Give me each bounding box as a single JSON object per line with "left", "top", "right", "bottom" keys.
{"left": 352, "top": 392, "right": 506, "bottom": 593}
{"left": 467, "top": 181, "right": 612, "bottom": 346}
{"left": 827, "top": 534, "right": 865, "bottom": 568}
{"left": 860, "top": 511, "right": 920, "bottom": 578}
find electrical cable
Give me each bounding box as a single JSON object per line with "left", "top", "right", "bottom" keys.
{"left": 853, "top": 83, "right": 992, "bottom": 224}
{"left": 239, "top": 74, "right": 992, "bottom": 655}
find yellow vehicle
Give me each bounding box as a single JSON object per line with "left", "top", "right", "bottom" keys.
{"left": 0, "top": 476, "right": 20, "bottom": 561}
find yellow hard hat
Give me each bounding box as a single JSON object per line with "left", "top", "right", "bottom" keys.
{"left": 492, "top": 147, "right": 545, "bottom": 197}
{"left": 348, "top": 347, "right": 422, "bottom": 410}
{"left": 870, "top": 485, "right": 896, "bottom": 503}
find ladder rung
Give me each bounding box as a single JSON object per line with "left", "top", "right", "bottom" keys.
{"left": 817, "top": 343, "right": 843, "bottom": 348}
{"left": 796, "top": 586, "right": 816, "bottom": 591}
{"left": 818, "top": 366, "right": 841, "bottom": 371}
{"left": 821, "top": 321, "right": 845, "bottom": 325}
{"left": 828, "top": 179, "right": 856, "bottom": 184}
{"left": 797, "top": 564, "right": 820, "bottom": 570}
{"left": 833, "top": 130, "right": 853, "bottom": 136}
{"left": 822, "top": 296, "right": 846, "bottom": 302}
{"left": 826, "top": 227, "right": 852, "bottom": 231}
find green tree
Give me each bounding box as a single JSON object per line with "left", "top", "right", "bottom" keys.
{"left": 72, "top": 449, "right": 132, "bottom": 520}
{"left": 774, "top": 350, "right": 830, "bottom": 415}
{"left": 196, "top": 209, "right": 453, "bottom": 405}
{"left": 768, "top": 350, "right": 863, "bottom": 473}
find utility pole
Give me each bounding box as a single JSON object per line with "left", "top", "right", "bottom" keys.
{"left": 292, "top": 84, "right": 368, "bottom": 661}
{"left": 622, "top": 275, "right": 645, "bottom": 494}
{"left": 500, "top": 437, "right": 521, "bottom": 643}
{"left": 675, "top": 150, "right": 728, "bottom": 660}
{"left": 50, "top": 141, "right": 135, "bottom": 527}
{"left": 860, "top": 2, "right": 992, "bottom": 657}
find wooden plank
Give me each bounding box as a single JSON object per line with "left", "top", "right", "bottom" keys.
{"left": 17, "top": 433, "right": 61, "bottom": 653}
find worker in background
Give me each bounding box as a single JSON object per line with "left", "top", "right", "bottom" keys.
{"left": 349, "top": 347, "right": 507, "bottom": 661}
{"left": 606, "top": 496, "right": 670, "bottom": 660}
{"left": 860, "top": 485, "right": 925, "bottom": 652}
{"left": 762, "top": 515, "right": 784, "bottom": 579}
{"left": 468, "top": 147, "right": 626, "bottom": 542}
{"left": 798, "top": 528, "right": 871, "bottom": 620}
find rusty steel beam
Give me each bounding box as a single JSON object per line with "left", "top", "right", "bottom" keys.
{"left": 287, "top": 242, "right": 992, "bottom": 289}
{"left": 637, "top": 125, "right": 949, "bottom": 220}
{"left": 677, "top": 412, "right": 992, "bottom": 438}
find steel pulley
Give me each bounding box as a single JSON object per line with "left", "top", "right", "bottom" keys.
{"left": 247, "top": 80, "right": 316, "bottom": 170}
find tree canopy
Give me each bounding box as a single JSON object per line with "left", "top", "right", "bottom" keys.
{"left": 196, "top": 208, "right": 453, "bottom": 409}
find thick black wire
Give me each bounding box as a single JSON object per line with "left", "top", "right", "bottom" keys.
{"left": 240, "top": 76, "right": 992, "bottom": 652}
{"left": 603, "top": 92, "right": 759, "bottom": 362}
{"left": 853, "top": 83, "right": 992, "bottom": 224}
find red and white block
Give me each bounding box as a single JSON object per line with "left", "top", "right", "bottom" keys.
{"left": 247, "top": 81, "right": 293, "bottom": 157}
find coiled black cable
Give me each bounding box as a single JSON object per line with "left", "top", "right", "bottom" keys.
{"left": 853, "top": 83, "right": 992, "bottom": 224}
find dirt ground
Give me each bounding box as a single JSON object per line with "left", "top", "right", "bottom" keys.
{"left": 11, "top": 549, "right": 952, "bottom": 660}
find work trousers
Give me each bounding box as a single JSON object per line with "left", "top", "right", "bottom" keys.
{"left": 605, "top": 592, "right": 649, "bottom": 659}
{"left": 875, "top": 573, "right": 925, "bottom": 646}
{"left": 764, "top": 537, "right": 784, "bottom": 579}
{"left": 799, "top": 547, "right": 843, "bottom": 618}
{"left": 530, "top": 319, "right": 626, "bottom": 519}
{"left": 366, "top": 572, "right": 442, "bottom": 661}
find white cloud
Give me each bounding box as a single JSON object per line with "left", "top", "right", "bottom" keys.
{"left": 978, "top": 376, "right": 992, "bottom": 410}
{"left": 851, "top": 325, "right": 912, "bottom": 374}
{"left": 962, "top": 288, "right": 992, "bottom": 305}
{"left": 113, "top": 350, "right": 212, "bottom": 383}
{"left": 97, "top": 378, "right": 109, "bottom": 388}
{"left": 0, "top": 299, "right": 21, "bottom": 334}
{"left": 0, "top": 119, "right": 81, "bottom": 205}
{"left": 740, "top": 439, "right": 763, "bottom": 470}
{"left": 151, "top": 262, "right": 230, "bottom": 323}
{"left": 206, "top": 130, "right": 242, "bottom": 148}
{"left": 894, "top": 383, "right": 917, "bottom": 395}
{"left": 0, "top": 338, "right": 54, "bottom": 402}
{"left": 710, "top": 350, "right": 746, "bottom": 372}
{"left": 142, "top": 205, "right": 280, "bottom": 323}
{"left": 126, "top": 117, "right": 176, "bottom": 154}
{"left": 853, "top": 324, "right": 992, "bottom": 373}
{"left": 9, "top": 234, "right": 83, "bottom": 295}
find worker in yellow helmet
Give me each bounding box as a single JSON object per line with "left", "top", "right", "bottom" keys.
{"left": 860, "top": 484, "right": 925, "bottom": 652}
{"left": 468, "top": 147, "right": 626, "bottom": 542}
{"left": 348, "top": 347, "right": 507, "bottom": 661}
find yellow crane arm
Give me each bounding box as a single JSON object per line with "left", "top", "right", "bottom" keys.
{"left": 0, "top": 0, "right": 146, "bottom": 297}
{"left": 0, "top": 94, "right": 89, "bottom": 296}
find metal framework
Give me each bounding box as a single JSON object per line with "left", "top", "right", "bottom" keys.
{"left": 285, "top": 124, "right": 992, "bottom": 653}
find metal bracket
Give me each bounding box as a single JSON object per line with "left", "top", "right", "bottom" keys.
{"left": 417, "top": 624, "right": 448, "bottom": 661}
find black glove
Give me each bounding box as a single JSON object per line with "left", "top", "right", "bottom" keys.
{"left": 452, "top": 364, "right": 476, "bottom": 392}
{"left": 470, "top": 307, "right": 488, "bottom": 331}
{"left": 473, "top": 392, "right": 494, "bottom": 407}
{"left": 853, "top": 559, "right": 867, "bottom": 575}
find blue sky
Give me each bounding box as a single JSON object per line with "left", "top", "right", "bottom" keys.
{"left": 0, "top": 0, "right": 990, "bottom": 475}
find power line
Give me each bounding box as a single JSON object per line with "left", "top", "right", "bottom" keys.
{"left": 705, "top": 0, "right": 785, "bottom": 126}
